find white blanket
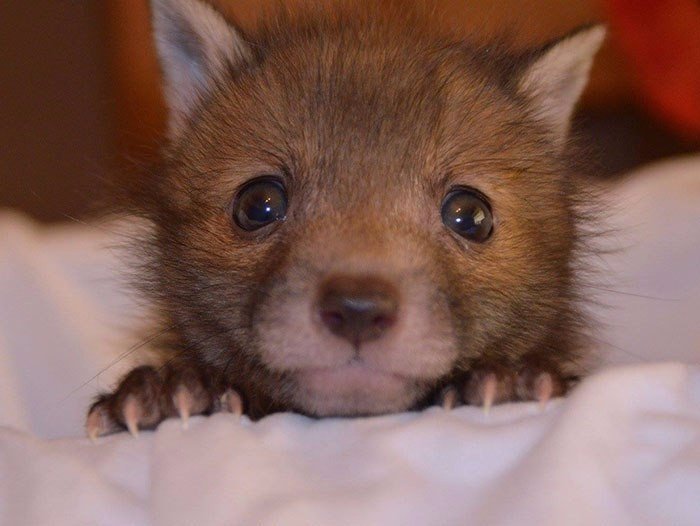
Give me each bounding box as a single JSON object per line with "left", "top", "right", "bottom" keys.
{"left": 1, "top": 156, "right": 699, "bottom": 525}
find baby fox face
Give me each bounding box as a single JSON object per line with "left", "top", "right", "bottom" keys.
{"left": 136, "top": 0, "right": 604, "bottom": 416}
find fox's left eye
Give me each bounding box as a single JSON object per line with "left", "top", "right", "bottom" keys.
{"left": 233, "top": 177, "right": 288, "bottom": 232}
{"left": 441, "top": 187, "right": 494, "bottom": 242}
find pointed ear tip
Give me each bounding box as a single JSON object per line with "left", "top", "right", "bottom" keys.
{"left": 575, "top": 24, "right": 607, "bottom": 50}
{"left": 587, "top": 23, "right": 607, "bottom": 41}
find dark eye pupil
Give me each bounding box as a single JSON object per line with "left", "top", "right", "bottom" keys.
{"left": 441, "top": 189, "right": 493, "bottom": 242}
{"left": 234, "top": 179, "right": 287, "bottom": 231}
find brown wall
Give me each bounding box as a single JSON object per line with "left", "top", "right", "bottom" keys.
{"left": 0, "top": 0, "right": 115, "bottom": 222}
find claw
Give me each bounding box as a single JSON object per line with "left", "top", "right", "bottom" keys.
{"left": 86, "top": 407, "right": 105, "bottom": 443}
{"left": 440, "top": 386, "right": 458, "bottom": 410}
{"left": 221, "top": 390, "right": 243, "bottom": 417}
{"left": 123, "top": 396, "right": 141, "bottom": 438}
{"left": 482, "top": 373, "right": 498, "bottom": 415}
{"left": 174, "top": 388, "right": 193, "bottom": 430}
{"left": 534, "top": 372, "right": 554, "bottom": 410}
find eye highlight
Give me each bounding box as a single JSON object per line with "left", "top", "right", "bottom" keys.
{"left": 441, "top": 187, "right": 493, "bottom": 242}
{"left": 232, "top": 177, "right": 288, "bottom": 232}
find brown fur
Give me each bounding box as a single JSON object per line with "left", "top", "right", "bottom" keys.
{"left": 115, "top": 1, "right": 597, "bottom": 419}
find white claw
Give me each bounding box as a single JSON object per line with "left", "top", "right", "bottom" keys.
{"left": 123, "top": 396, "right": 140, "bottom": 438}
{"left": 441, "top": 387, "right": 458, "bottom": 410}
{"left": 534, "top": 372, "right": 554, "bottom": 410}
{"left": 221, "top": 390, "right": 243, "bottom": 417}
{"left": 174, "top": 388, "right": 193, "bottom": 430}
{"left": 86, "top": 408, "right": 104, "bottom": 443}
{"left": 482, "top": 373, "right": 498, "bottom": 416}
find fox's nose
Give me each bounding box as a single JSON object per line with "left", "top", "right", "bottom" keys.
{"left": 318, "top": 275, "right": 399, "bottom": 346}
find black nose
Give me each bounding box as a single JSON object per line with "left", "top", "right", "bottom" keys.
{"left": 318, "top": 275, "right": 399, "bottom": 346}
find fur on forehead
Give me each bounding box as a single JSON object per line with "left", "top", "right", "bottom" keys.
{"left": 152, "top": 0, "right": 604, "bottom": 158}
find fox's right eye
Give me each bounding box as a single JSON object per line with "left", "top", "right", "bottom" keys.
{"left": 232, "top": 177, "right": 288, "bottom": 232}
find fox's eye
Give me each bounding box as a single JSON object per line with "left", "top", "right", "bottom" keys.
{"left": 441, "top": 187, "right": 493, "bottom": 242}
{"left": 233, "top": 178, "right": 288, "bottom": 231}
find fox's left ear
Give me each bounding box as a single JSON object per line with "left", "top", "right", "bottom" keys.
{"left": 517, "top": 25, "right": 606, "bottom": 140}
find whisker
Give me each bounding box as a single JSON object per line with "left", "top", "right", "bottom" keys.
{"left": 58, "top": 323, "right": 178, "bottom": 404}
{"left": 587, "top": 286, "right": 681, "bottom": 302}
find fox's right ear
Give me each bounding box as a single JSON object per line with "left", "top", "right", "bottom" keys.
{"left": 151, "top": 0, "right": 252, "bottom": 139}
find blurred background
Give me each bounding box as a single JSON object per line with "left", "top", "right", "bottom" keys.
{"left": 1, "top": 0, "right": 698, "bottom": 222}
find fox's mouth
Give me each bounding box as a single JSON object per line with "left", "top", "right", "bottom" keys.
{"left": 301, "top": 359, "right": 409, "bottom": 386}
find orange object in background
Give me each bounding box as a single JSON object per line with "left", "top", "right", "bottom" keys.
{"left": 604, "top": 0, "right": 700, "bottom": 141}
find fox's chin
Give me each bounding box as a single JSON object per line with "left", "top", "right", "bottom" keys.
{"left": 290, "top": 362, "right": 425, "bottom": 416}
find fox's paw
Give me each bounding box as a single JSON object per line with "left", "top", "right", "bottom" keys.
{"left": 437, "top": 358, "right": 569, "bottom": 413}
{"left": 86, "top": 364, "right": 243, "bottom": 440}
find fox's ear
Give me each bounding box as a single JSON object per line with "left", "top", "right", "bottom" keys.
{"left": 517, "top": 25, "right": 606, "bottom": 140}
{"left": 151, "top": 0, "right": 251, "bottom": 138}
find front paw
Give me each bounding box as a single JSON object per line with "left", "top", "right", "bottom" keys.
{"left": 86, "top": 364, "right": 243, "bottom": 440}
{"left": 438, "top": 358, "right": 569, "bottom": 412}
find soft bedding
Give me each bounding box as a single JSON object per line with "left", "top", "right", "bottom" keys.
{"left": 1, "top": 156, "right": 699, "bottom": 525}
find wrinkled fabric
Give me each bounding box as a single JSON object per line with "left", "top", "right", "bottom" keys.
{"left": 1, "top": 364, "right": 700, "bottom": 526}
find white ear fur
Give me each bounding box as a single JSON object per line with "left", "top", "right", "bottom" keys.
{"left": 518, "top": 25, "right": 606, "bottom": 140}
{"left": 151, "top": 0, "right": 251, "bottom": 138}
